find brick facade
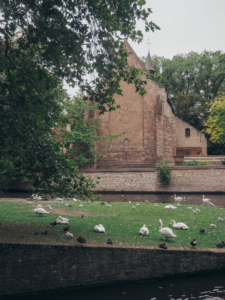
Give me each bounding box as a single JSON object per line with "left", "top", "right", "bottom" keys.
{"left": 86, "top": 39, "right": 207, "bottom": 168}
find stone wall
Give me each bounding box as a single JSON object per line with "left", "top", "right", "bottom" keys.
{"left": 1, "top": 243, "right": 225, "bottom": 297}
{"left": 83, "top": 166, "right": 225, "bottom": 192}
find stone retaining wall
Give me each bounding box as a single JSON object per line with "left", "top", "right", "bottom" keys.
{"left": 1, "top": 243, "right": 225, "bottom": 297}
{"left": 82, "top": 166, "right": 225, "bottom": 192}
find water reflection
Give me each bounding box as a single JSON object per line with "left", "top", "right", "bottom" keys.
{"left": 9, "top": 271, "right": 225, "bottom": 300}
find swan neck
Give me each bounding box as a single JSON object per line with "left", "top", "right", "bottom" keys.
{"left": 159, "top": 219, "right": 162, "bottom": 230}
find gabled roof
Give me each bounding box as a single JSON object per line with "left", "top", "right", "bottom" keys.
{"left": 124, "top": 38, "right": 146, "bottom": 69}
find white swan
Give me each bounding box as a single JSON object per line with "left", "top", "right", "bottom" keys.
{"left": 169, "top": 220, "right": 189, "bottom": 230}
{"left": 37, "top": 204, "right": 42, "bottom": 208}
{"left": 34, "top": 208, "right": 52, "bottom": 216}
{"left": 164, "top": 205, "right": 177, "bottom": 209}
{"left": 94, "top": 224, "right": 105, "bottom": 233}
{"left": 56, "top": 216, "right": 69, "bottom": 224}
{"left": 174, "top": 194, "right": 183, "bottom": 201}
{"left": 66, "top": 232, "right": 73, "bottom": 238}
{"left": 159, "top": 219, "right": 177, "bottom": 241}
{"left": 202, "top": 195, "right": 210, "bottom": 202}
{"left": 139, "top": 224, "right": 149, "bottom": 236}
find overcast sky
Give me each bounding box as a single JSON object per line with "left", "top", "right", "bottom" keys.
{"left": 66, "top": 0, "right": 225, "bottom": 96}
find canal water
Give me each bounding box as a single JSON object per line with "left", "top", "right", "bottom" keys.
{"left": 7, "top": 271, "right": 225, "bottom": 300}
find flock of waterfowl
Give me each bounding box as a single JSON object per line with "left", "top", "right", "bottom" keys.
{"left": 30, "top": 193, "right": 225, "bottom": 249}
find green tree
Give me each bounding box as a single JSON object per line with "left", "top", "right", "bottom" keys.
{"left": 0, "top": 0, "right": 159, "bottom": 195}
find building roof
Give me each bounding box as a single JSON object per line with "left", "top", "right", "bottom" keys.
{"left": 145, "top": 50, "right": 155, "bottom": 73}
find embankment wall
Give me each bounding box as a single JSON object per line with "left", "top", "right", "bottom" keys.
{"left": 1, "top": 243, "right": 225, "bottom": 297}
{"left": 82, "top": 166, "right": 225, "bottom": 193}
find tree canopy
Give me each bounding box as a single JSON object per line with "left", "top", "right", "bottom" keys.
{"left": 0, "top": 0, "right": 159, "bottom": 195}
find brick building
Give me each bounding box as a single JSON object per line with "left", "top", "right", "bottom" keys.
{"left": 86, "top": 39, "right": 207, "bottom": 168}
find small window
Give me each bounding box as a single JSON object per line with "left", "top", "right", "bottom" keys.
{"left": 185, "top": 128, "right": 190, "bottom": 137}
{"left": 124, "top": 139, "right": 129, "bottom": 146}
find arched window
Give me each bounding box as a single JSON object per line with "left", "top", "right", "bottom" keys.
{"left": 185, "top": 128, "right": 190, "bottom": 137}
{"left": 124, "top": 139, "right": 129, "bottom": 146}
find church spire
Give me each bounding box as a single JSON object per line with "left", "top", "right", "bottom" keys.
{"left": 145, "top": 37, "right": 155, "bottom": 74}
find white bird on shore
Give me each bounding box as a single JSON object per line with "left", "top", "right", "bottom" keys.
{"left": 169, "top": 220, "right": 189, "bottom": 230}
{"left": 202, "top": 195, "right": 210, "bottom": 202}
{"left": 34, "top": 208, "right": 52, "bottom": 216}
{"left": 139, "top": 224, "right": 149, "bottom": 236}
{"left": 55, "top": 197, "right": 63, "bottom": 201}
{"left": 174, "top": 194, "right": 183, "bottom": 201}
{"left": 210, "top": 224, "right": 217, "bottom": 228}
{"left": 94, "top": 224, "right": 105, "bottom": 233}
{"left": 164, "top": 205, "right": 177, "bottom": 209}
{"left": 66, "top": 232, "right": 73, "bottom": 238}
{"left": 159, "top": 219, "right": 177, "bottom": 241}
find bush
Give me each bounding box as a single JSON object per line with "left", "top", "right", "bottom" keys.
{"left": 156, "top": 159, "right": 171, "bottom": 185}
{"left": 221, "top": 159, "right": 225, "bottom": 165}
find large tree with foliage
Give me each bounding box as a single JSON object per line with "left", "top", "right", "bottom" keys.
{"left": 0, "top": 0, "right": 159, "bottom": 195}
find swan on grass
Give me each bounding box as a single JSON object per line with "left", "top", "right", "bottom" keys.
{"left": 139, "top": 225, "right": 149, "bottom": 236}
{"left": 164, "top": 205, "right": 177, "bottom": 209}
{"left": 94, "top": 224, "right": 105, "bottom": 233}
{"left": 169, "top": 220, "right": 189, "bottom": 230}
{"left": 34, "top": 208, "right": 52, "bottom": 216}
{"left": 56, "top": 216, "right": 69, "bottom": 224}
{"left": 66, "top": 232, "right": 73, "bottom": 238}
{"left": 159, "top": 219, "right": 177, "bottom": 241}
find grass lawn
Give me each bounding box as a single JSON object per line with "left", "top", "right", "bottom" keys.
{"left": 0, "top": 198, "right": 225, "bottom": 249}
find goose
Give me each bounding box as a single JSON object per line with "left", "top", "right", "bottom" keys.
{"left": 73, "top": 198, "right": 77, "bottom": 202}
{"left": 218, "top": 217, "right": 224, "bottom": 222}
{"left": 196, "top": 208, "right": 200, "bottom": 213}
{"left": 159, "top": 243, "right": 167, "bottom": 249}
{"left": 216, "top": 241, "right": 225, "bottom": 248}
{"left": 94, "top": 224, "right": 105, "bottom": 233}
{"left": 107, "top": 204, "right": 111, "bottom": 208}
{"left": 47, "top": 204, "right": 53, "bottom": 210}
{"left": 66, "top": 232, "right": 73, "bottom": 238}
{"left": 136, "top": 203, "right": 140, "bottom": 206}
{"left": 199, "top": 228, "right": 205, "bottom": 234}
{"left": 77, "top": 236, "right": 86, "bottom": 243}
{"left": 32, "top": 194, "right": 42, "bottom": 200}
{"left": 159, "top": 219, "right": 177, "bottom": 241}
{"left": 202, "top": 195, "right": 210, "bottom": 202}
{"left": 34, "top": 208, "right": 52, "bottom": 216}
{"left": 132, "top": 206, "right": 136, "bottom": 209}
{"left": 193, "top": 210, "right": 198, "bottom": 214}
{"left": 174, "top": 194, "right": 183, "bottom": 201}
{"left": 177, "top": 203, "right": 181, "bottom": 207}
{"left": 107, "top": 239, "right": 113, "bottom": 245}
{"left": 210, "top": 224, "right": 217, "bottom": 228}
{"left": 139, "top": 225, "right": 149, "bottom": 236}
{"left": 169, "top": 220, "right": 189, "bottom": 230}
{"left": 190, "top": 239, "right": 197, "bottom": 248}
{"left": 164, "top": 205, "right": 177, "bottom": 209}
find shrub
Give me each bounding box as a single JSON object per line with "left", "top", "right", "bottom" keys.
{"left": 156, "top": 159, "right": 171, "bottom": 185}
{"left": 221, "top": 159, "right": 225, "bottom": 165}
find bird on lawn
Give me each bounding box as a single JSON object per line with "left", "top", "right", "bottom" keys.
{"left": 41, "top": 230, "right": 48, "bottom": 235}
{"left": 169, "top": 220, "right": 189, "bottom": 230}
{"left": 199, "top": 228, "right": 206, "bottom": 234}
{"left": 77, "top": 236, "right": 86, "bottom": 243}
{"left": 63, "top": 226, "right": 70, "bottom": 232}
{"left": 66, "top": 232, "right": 73, "bottom": 238}
{"left": 34, "top": 208, "right": 52, "bottom": 216}
{"left": 94, "top": 224, "right": 105, "bottom": 233}
{"left": 210, "top": 224, "right": 217, "bottom": 228}
{"left": 159, "top": 243, "right": 167, "bottom": 249}
{"left": 159, "top": 219, "right": 177, "bottom": 241}
{"left": 164, "top": 205, "right": 177, "bottom": 209}
{"left": 68, "top": 205, "right": 72, "bottom": 207}
{"left": 190, "top": 239, "right": 197, "bottom": 248}
{"left": 33, "top": 231, "right": 41, "bottom": 235}
{"left": 50, "top": 221, "right": 57, "bottom": 227}
{"left": 47, "top": 205, "right": 53, "bottom": 210}
{"left": 132, "top": 206, "right": 136, "bottom": 209}
{"left": 107, "top": 239, "right": 113, "bottom": 245}
{"left": 196, "top": 209, "right": 200, "bottom": 213}
{"left": 218, "top": 217, "right": 224, "bottom": 222}
{"left": 216, "top": 241, "right": 225, "bottom": 248}
{"left": 202, "top": 195, "right": 210, "bottom": 203}
{"left": 139, "top": 225, "right": 149, "bottom": 236}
